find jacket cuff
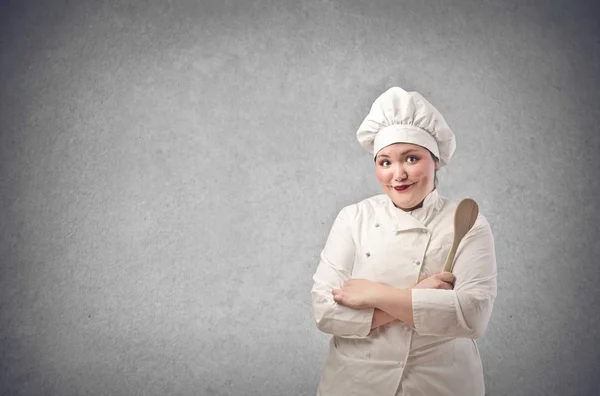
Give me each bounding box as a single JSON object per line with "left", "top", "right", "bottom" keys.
{"left": 411, "top": 288, "right": 462, "bottom": 335}
{"left": 333, "top": 306, "right": 375, "bottom": 338}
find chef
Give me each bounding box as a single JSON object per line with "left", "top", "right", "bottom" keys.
{"left": 311, "top": 87, "right": 497, "bottom": 396}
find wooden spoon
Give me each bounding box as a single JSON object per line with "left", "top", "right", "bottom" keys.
{"left": 442, "top": 198, "right": 479, "bottom": 273}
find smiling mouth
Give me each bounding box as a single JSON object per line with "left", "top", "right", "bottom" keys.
{"left": 393, "top": 184, "right": 413, "bottom": 192}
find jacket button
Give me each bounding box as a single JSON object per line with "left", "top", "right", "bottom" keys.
{"left": 375, "top": 223, "right": 380, "bottom": 227}
{"left": 366, "top": 252, "right": 370, "bottom": 257}
{"left": 413, "top": 260, "right": 420, "bottom": 265}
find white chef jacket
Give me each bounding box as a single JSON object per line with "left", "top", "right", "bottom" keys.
{"left": 311, "top": 189, "right": 497, "bottom": 396}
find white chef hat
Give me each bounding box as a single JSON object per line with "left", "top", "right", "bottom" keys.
{"left": 356, "top": 87, "right": 456, "bottom": 167}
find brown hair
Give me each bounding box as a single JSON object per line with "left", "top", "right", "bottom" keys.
{"left": 431, "top": 151, "right": 439, "bottom": 187}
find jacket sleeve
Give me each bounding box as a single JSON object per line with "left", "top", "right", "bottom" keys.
{"left": 411, "top": 215, "right": 498, "bottom": 339}
{"left": 310, "top": 206, "right": 374, "bottom": 337}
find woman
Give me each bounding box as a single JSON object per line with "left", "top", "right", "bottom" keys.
{"left": 311, "top": 87, "right": 497, "bottom": 396}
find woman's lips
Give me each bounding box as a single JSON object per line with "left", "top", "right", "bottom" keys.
{"left": 393, "top": 184, "right": 412, "bottom": 192}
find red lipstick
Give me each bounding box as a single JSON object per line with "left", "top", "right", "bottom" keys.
{"left": 393, "top": 184, "right": 412, "bottom": 192}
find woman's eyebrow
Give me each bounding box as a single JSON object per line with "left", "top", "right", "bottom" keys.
{"left": 400, "top": 149, "right": 420, "bottom": 156}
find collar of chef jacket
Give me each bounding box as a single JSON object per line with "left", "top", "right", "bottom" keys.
{"left": 382, "top": 188, "right": 444, "bottom": 232}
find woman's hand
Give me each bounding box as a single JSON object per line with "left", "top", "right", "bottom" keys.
{"left": 332, "top": 279, "right": 385, "bottom": 309}
{"left": 412, "top": 271, "right": 455, "bottom": 290}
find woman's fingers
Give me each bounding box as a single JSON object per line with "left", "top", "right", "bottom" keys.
{"left": 332, "top": 288, "right": 344, "bottom": 302}
{"left": 438, "top": 271, "right": 456, "bottom": 284}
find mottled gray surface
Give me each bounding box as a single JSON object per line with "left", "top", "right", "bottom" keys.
{"left": 1, "top": 0, "right": 599, "bottom": 395}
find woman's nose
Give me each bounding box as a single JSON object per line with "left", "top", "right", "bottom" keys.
{"left": 393, "top": 165, "right": 407, "bottom": 181}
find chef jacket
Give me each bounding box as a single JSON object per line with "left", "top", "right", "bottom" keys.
{"left": 311, "top": 189, "right": 497, "bottom": 396}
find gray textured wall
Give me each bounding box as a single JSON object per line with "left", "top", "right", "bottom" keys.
{"left": 1, "top": 1, "right": 599, "bottom": 395}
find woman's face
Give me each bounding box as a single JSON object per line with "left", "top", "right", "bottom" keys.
{"left": 375, "top": 143, "right": 439, "bottom": 211}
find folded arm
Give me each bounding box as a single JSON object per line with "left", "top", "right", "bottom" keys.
{"left": 410, "top": 216, "right": 497, "bottom": 338}
{"left": 374, "top": 217, "right": 497, "bottom": 338}
{"left": 310, "top": 206, "right": 375, "bottom": 337}
{"left": 333, "top": 216, "right": 497, "bottom": 339}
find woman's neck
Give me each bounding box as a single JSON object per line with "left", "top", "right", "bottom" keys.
{"left": 394, "top": 201, "right": 424, "bottom": 212}
{"left": 393, "top": 187, "right": 436, "bottom": 212}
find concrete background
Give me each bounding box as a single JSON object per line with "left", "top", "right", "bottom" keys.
{"left": 1, "top": 0, "right": 599, "bottom": 395}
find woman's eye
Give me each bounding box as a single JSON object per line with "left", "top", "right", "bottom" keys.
{"left": 406, "top": 156, "right": 419, "bottom": 163}
{"left": 380, "top": 160, "right": 391, "bottom": 166}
